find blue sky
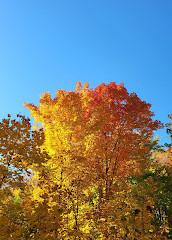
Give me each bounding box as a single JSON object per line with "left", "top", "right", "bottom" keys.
{"left": 0, "top": 0, "right": 171, "bottom": 145}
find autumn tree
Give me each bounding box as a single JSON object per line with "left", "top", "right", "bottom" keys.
{"left": 0, "top": 82, "right": 167, "bottom": 239}
{"left": 23, "top": 82, "right": 163, "bottom": 239}
{"left": 0, "top": 114, "right": 50, "bottom": 239}
{"left": 0, "top": 114, "right": 49, "bottom": 189}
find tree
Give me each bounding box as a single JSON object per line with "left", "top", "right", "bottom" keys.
{"left": 165, "top": 114, "right": 172, "bottom": 148}
{"left": 23, "top": 82, "right": 163, "bottom": 239}
{"left": 0, "top": 114, "right": 49, "bottom": 239}
{"left": 0, "top": 114, "right": 48, "bottom": 189}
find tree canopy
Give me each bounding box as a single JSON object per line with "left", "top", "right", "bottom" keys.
{"left": 0, "top": 82, "right": 171, "bottom": 240}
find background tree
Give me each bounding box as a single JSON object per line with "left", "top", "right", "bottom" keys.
{"left": 165, "top": 114, "right": 172, "bottom": 148}
{"left": 0, "top": 114, "right": 49, "bottom": 239}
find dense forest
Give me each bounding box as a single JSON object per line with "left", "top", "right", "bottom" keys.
{"left": 0, "top": 82, "right": 171, "bottom": 239}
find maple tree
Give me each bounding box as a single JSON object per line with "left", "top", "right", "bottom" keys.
{"left": 1, "top": 82, "right": 171, "bottom": 239}
{"left": 0, "top": 114, "right": 48, "bottom": 189}
{"left": 0, "top": 114, "right": 49, "bottom": 239}
{"left": 23, "top": 82, "right": 164, "bottom": 239}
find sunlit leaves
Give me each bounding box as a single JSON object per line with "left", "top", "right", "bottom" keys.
{"left": 23, "top": 82, "right": 165, "bottom": 238}
{"left": 0, "top": 82, "right": 169, "bottom": 239}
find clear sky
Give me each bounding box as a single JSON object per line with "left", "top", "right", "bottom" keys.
{"left": 0, "top": 0, "right": 171, "bottom": 145}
